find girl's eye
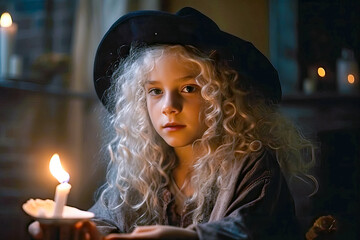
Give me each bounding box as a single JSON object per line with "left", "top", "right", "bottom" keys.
{"left": 182, "top": 85, "right": 198, "bottom": 93}
{"left": 148, "top": 88, "right": 162, "bottom": 96}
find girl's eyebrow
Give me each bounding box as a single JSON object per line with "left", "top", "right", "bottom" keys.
{"left": 145, "top": 75, "right": 196, "bottom": 85}
{"left": 144, "top": 80, "right": 159, "bottom": 85}
{"left": 177, "top": 75, "right": 197, "bottom": 82}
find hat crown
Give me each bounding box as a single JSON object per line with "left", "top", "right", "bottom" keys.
{"left": 176, "top": 7, "right": 220, "bottom": 31}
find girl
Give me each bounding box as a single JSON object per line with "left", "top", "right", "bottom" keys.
{"left": 31, "top": 7, "right": 316, "bottom": 240}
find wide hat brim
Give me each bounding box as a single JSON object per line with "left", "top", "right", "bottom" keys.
{"left": 93, "top": 7, "right": 281, "bottom": 109}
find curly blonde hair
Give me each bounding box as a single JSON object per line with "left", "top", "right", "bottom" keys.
{"left": 100, "top": 44, "right": 317, "bottom": 229}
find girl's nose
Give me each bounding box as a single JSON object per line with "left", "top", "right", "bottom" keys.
{"left": 162, "top": 92, "right": 182, "bottom": 115}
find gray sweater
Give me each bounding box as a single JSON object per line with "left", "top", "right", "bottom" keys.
{"left": 89, "top": 149, "right": 301, "bottom": 239}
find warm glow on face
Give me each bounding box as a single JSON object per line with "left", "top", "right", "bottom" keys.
{"left": 317, "top": 67, "right": 326, "bottom": 77}
{"left": 0, "top": 12, "right": 13, "bottom": 27}
{"left": 347, "top": 74, "right": 355, "bottom": 84}
{"left": 49, "top": 154, "right": 70, "bottom": 183}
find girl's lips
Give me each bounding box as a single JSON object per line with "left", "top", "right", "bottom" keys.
{"left": 162, "top": 123, "right": 186, "bottom": 131}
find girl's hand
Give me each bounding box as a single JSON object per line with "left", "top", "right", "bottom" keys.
{"left": 28, "top": 220, "right": 104, "bottom": 240}
{"left": 28, "top": 221, "right": 43, "bottom": 239}
{"left": 105, "top": 225, "right": 198, "bottom": 240}
{"left": 75, "top": 220, "right": 104, "bottom": 240}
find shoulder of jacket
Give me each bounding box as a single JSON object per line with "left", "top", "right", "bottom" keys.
{"left": 234, "top": 147, "right": 280, "bottom": 178}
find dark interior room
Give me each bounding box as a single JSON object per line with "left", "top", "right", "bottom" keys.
{"left": 0, "top": 0, "right": 359, "bottom": 239}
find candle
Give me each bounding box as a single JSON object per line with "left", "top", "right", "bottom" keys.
{"left": 337, "top": 48, "right": 359, "bottom": 94}
{"left": 0, "top": 12, "right": 18, "bottom": 78}
{"left": 49, "top": 153, "right": 71, "bottom": 218}
{"left": 9, "top": 54, "right": 23, "bottom": 78}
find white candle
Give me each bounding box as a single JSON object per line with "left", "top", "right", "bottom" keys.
{"left": 9, "top": 54, "right": 23, "bottom": 78}
{"left": 0, "top": 12, "right": 18, "bottom": 78}
{"left": 53, "top": 182, "right": 71, "bottom": 217}
{"left": 337, "top": 49, "right": 359, "bottom": 94}
{"left": 49, "top": 153, "right": 72, "bottom": 218}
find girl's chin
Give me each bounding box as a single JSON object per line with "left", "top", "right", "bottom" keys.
{"left": 165, "top": 141, "right": 198, "bottom": 148}
{"left": 163, "top": 140, "right": 194, "bottom": 148}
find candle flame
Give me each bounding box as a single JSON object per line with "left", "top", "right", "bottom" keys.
{"left": 317, "top": 67, "right": 326, "bottom": 78}
{"left": 347, "top": 74, "right": 355, "bottom": 84}
{"left": 0, "top": 12, "right": 13, "bottom": 27}
{"left": 49, "top": 154, "right": 70, "bottom": 183}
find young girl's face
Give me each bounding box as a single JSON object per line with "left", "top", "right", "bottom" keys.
{"left": 145, "top": 53, "right": 207, "bottom": 148}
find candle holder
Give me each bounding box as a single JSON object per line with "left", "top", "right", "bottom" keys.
{"left": 22, "top": 198, "right": 94, "bottom": 224}
{"left": 23, "top": 199, "right": 94, "bottom": 239}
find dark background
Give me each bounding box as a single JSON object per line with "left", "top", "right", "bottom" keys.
{"left": 0, "top": 0, "right": 359, "bottom": 239}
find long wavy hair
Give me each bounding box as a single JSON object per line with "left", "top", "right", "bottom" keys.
{"left": 99, "top": 44, "right": 317, "bottom": 229}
